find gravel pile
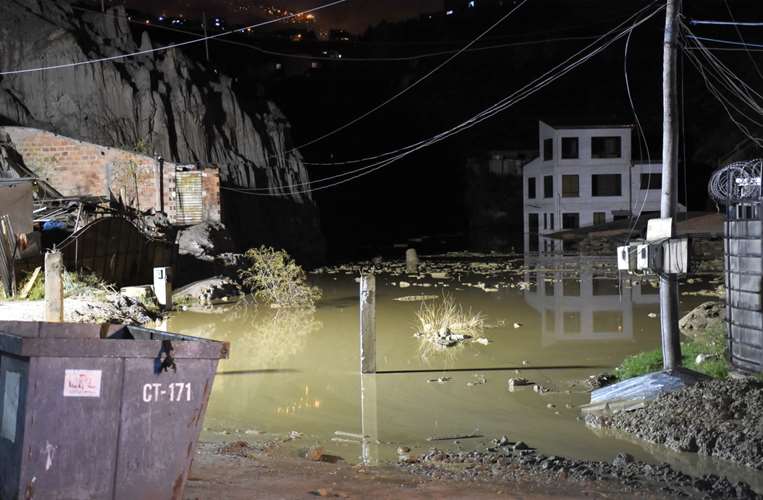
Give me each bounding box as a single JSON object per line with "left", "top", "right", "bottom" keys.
{"left": 591, "top": 379, "right": 763, "bottom": 471}
{"left": 400, "top": 440, "right": 760, "bottom": 499}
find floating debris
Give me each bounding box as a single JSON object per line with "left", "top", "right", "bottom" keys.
{"left": 394, "top": 295, "right": 439, "bottom": 302}
{"left": 427, "top": 377, "right": 452, "bottom": 384}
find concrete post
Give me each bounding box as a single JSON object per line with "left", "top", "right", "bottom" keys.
{"left": 360, "top": 373, "right": 379, "bottom": 466}
{"left": 406, "top": 248, "right": 419, "bottom": 274}
{"left": 659, "top": 0, "right": 683, "bottom": 371}
{"left": 359, "top": 274, "right": 376, "bottom": 374}
{"left": 44, "top": 250, "right": 64, "bottom": 322}
{"left": 153, "top": 267, "right": 173, "bottom": 309}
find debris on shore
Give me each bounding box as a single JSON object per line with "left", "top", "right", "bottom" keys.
{"left": 586, "top": 379, "right": 763, "bottom": 471}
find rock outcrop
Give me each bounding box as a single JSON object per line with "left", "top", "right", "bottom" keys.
{"left": 0, "top": 0, "right": 324, "bottom": 263}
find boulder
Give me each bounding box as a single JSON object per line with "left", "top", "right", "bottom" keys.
{"left": 679, "top": 301, "right": 725, "bottom": 340}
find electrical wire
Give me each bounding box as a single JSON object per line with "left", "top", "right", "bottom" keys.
{"left": 680, "top": 21, "right": 763, "bottom": 146}
{"left": 722, "top": 0, "right": 763, "bottom": 82}
{"left": 276, "top": 0, "right": 531, "bottom": 157}
{"left": 624, "top": 17, "right": 655, "bottom": 243}
{"left": 71, "top": 6, "right": 600, "bottom": 64}
{"left": 685, "top": 35, "right": 763, "bottom": 50}
{"left": 0, "top": 0, "right": 348, "bottom": 76}
{"left": 689, "top": 19, "right": 763, "bottom": 27}
{"left": 223, "top": 2, "right": 665, "bottom": 196}
{"left": 244, "top": 0, "right": 665, "bottom": 192}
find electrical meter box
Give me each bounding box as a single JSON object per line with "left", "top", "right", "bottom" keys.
{"left": 663, "top": 238, "right": 689, "bottom": 274}
{"left": 637, "top": 243, "right": 662, "bottom": 272}
{"left": 617, "top": 244, "right": 638, "bottom": 271}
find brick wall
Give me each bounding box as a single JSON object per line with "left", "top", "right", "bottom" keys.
{"left": 2, "top": 127, "right": 220, "bottom": 225}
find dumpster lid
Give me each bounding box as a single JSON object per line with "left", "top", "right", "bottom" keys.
{"left": 0, "top": 321, "right": 229, "bottom": 359}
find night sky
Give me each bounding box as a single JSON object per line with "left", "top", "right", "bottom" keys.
{"left": 124, "top": 0, "right": 443, "bottom": 32}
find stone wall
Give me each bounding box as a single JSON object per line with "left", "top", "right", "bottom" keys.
{"left": 2, "top": 127, "right": 221, "bottom": 225}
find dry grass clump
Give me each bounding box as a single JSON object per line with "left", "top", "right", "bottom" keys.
{"left": 239, "top": 246, "right": 321, "bottom": 308}
{"left": 415, "top": 294, "right": 484, "bottom": 349}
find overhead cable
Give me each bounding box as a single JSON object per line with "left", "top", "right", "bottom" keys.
{"left": 224, "top": 2, "right": 665, "bottom": 196}
{"left": 0, "top": 0, "right": 347, "bottom": 76}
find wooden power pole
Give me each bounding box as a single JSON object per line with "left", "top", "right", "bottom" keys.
{"left": 660, "top": 0, "right": 683, "bottom": 370}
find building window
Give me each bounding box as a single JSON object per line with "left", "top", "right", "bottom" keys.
{"left": 640, "top": 173, "right": 662, "bottom": 189}
{"left": 564, "top": 311, "right": 581, "bottom": 334}
{"left": 544, "top": 175, "right": 553, "bottom": 198}
{"left": 528, "top": 213, "right": 539, "bottom": 233}
{"left": 543, "top": 138, "right": 553, "bottom": 161}
{"left": 593, "top": 311, "right": 624, "bottom": 333}
{"left": 543, "top": 213, "right": 548, "bottom": 230}
{"left": 527, "top": 177, "right": 536, "bottom": 199}
{"left": 593, "top": 211, "right": 606, "bottom": 225}
{"left": 561, "top": 137, "right": 579, "bottom": 159}
{"left": 563, "top": 277, "right": 580, "bottom": 296}
{"left": 561, "top": 175, "right": 579, "bottom": 197}
{"left": 545, "top": 309, "right": 555, "bottom": 333}
{"left": 549, "top": 213, "right": 554, "bottom": 230}
{"left": 591, "top": 174, "right": 622, "bottom": 196}
{"left": 562, "top": 213, "right": 579, "bottom": 229}
{"left": 591, "top": 136, "right": 622, "bottom": 159}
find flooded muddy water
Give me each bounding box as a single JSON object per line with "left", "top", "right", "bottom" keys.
{"left": 163, "top": 254, "right": 762, "bottom": 491}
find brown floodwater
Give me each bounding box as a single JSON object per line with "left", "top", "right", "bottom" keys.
{"left": 162, "top": 255, "right": 762, "bottom": 492}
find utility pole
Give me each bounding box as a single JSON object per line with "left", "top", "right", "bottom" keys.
{"left": 660, "top": 0, "right": 682, "bottom": 371}
{"left": 202, "top": 12, "right": 210, "bottom": 62}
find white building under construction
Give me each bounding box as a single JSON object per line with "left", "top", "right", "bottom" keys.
{"left": 522, "top": 120, "right": 674, "bottom": 252}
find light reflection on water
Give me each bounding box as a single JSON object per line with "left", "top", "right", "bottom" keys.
{"left": 164, "top": 255, "right": 761, "bottom": 491}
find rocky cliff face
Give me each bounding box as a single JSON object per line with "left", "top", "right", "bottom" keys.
{"left": 0, "top": 0, "right": 324, "bottom": 263}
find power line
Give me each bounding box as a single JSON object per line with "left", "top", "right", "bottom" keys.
{"left": 722, "top": 0, "right": 763, "bottom": 82}
{"left": 277, "top": 0, "right": 531, "bottom": 157}
{"left": 685, "top": 35, "right": 763, "bottom": 50}
{"left": 0, "top": 0, "right": 347, "bottom": 76}
{"left": 689, "top": 19, "right": 763, "bottom": 27}
{"left": 71, "top": 7, "right": 600, "bottom": 63}
{"left": 225, "top": 2, "right": 665, "bottom": 196}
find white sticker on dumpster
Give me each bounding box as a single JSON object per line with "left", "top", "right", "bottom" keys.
{"left": 63, "top": 370, "right": 102, "bottom": 398}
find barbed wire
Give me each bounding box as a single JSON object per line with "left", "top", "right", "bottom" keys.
{"left": 708, "top": 158, "right": 763, "bottom": 204}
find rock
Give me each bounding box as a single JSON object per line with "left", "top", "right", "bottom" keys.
{"left": 513, "top": 441, "right": 529, "bottom": 451}
{"left": 585, "top": 373, "right": 617, "bottom": 390}
{"left": 679, "top": 301, "right": 726, "bottom": 339}
{"left": 0, "top": 1, "right": 325, "bottom": 264}
{"left": 306, "top": 446, "right": 325, "bottom": 461}
{"left": 399, "top": 281, "right": 411, "bottom": 288}
{"left": 612, "top": 452, "right": 634, "bottom": 467}
{"left": 173, "top": 276, "right": 242, "bottom": 306}
{"left": 508, "top": 378, "right": 533, "bottom": 391}
{"left": 694, "top": 353, "right": 719, "bottom": 365}
{"left": 177, "top": 222, "right": 236, "bottom": 262}
{"left": 513, "top": 322, "right": 522, "bottom": 329}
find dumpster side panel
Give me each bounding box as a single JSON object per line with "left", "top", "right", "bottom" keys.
{"left": 18, "top": 357, "right": 123, "bottom": 499}
{"left": 114, "top": 358, "right": 218, "bottom": 500}
{"left": 0, "top": 355, "right": 29, "bottom": 500}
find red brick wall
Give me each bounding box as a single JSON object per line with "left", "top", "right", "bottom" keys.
{"left": 2, "top": 127, "right": 221, "bottom": 225}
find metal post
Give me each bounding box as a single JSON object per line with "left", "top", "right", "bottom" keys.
{"left": 45, "top": 250, "right": 64, "bottom": 322}
{"left": 659, "top": 0, "right": 683, "bottom": 370}
{"left": 359, "top": 274, "right": 376, "bottom": 374}
{"left": 360, "top": 373, "right": 378, "bottom": 466}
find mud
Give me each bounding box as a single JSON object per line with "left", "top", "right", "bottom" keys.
{"left": 400, "top": 442, "right": 760, "bottom": 499}
{"left": 588, "top": 379, "right": 763, "bottom": 471}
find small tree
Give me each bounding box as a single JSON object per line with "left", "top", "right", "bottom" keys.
{"left": 239, "top": 246, "right": 321, "bottom": 308}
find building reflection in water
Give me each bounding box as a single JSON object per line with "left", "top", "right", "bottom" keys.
{"left": 523, "top": 252, "right": 659, "bottom": 346}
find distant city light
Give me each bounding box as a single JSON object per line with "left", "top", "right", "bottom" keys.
{"left": 468, "top": 0, "right": 476, "bottom": 7}
{"left": 446, "top": 9, "right": 455, "bottom": 15}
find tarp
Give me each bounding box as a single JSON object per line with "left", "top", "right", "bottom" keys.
{"left": 0, "top": 181, "right": 33, "bottom": 234}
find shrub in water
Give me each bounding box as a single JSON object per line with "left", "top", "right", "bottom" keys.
{"left": 239, "top": 246, "right": 321, "bottom": 308}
